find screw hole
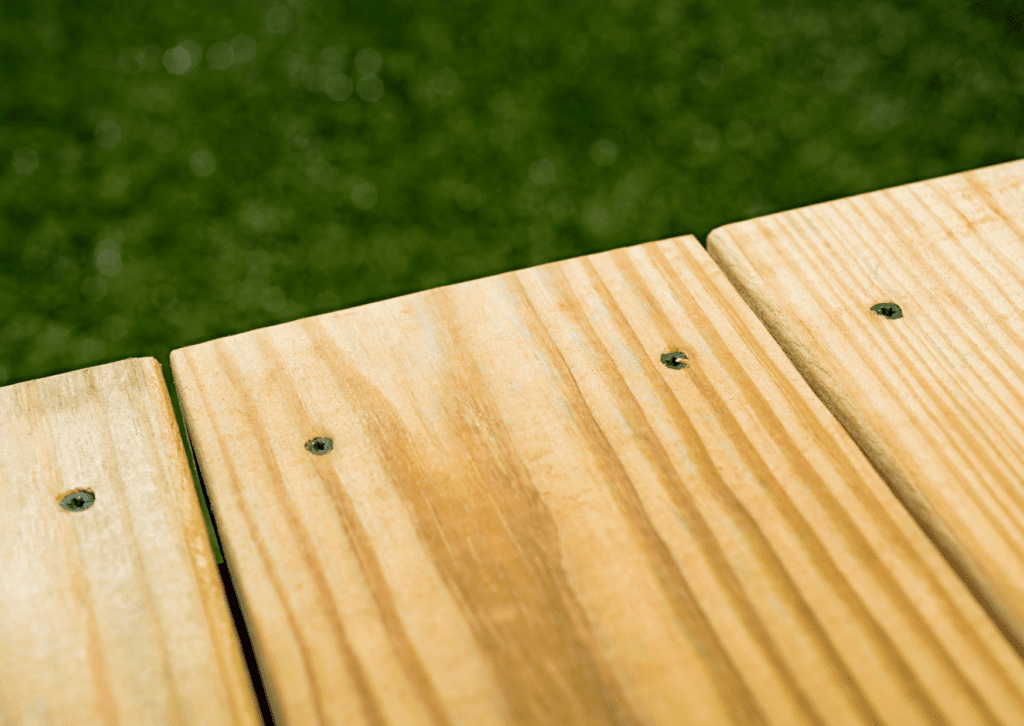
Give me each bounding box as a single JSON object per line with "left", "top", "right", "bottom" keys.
{"left": 305, "top": 437, "right": 333, "bottom": 455}
{"left": 60, "top": 490, "right": 95, "bottom": 512}
{"left": 870, "top": 302, "right": 903, "bottom": 319}
{"left": 660, "top": 351, "right": 688, "bottom": 369}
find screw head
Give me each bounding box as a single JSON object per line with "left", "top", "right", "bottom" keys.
{"left": 660, "top": 351, "right": 688, "bottom": 369}
{"left": 61, "top": 490, "right": 95, "bottom": 512}
{"left": 305, "top": 437, "right": 333, "bottom": 455}
{"left": 870, "top": 302, "right": 903, "bottom": 319}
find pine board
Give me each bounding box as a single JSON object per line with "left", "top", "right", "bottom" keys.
{"left": 706, "top": 158, "right": 1024, "bottom": 660}
{"left": 0, "top": 358, "right": 262, "bottom": 726}
{"left": 171, "top": 233, "right": 1024, "bottom": 725}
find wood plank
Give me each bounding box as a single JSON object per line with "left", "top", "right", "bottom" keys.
{"left": 171, "top": 233, "right": 1024, "bottom": 726}
{"left": 706, "top": 157, "right": 1024, "bottom": 660}
{"left": 0, "top": 358, "right": 262, "bottom": 726}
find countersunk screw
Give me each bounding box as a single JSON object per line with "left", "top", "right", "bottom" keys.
{"left": 61, "top": 490, "right": 95, "bottom": 512}
{"left": 870, "top": 302, "right": 903, "bottom": 319}
{"left": 305, "top": 437, "right": 333, "bottom": 455}
{"left": 660, "top": 351, "right": 689, "bottom": 369}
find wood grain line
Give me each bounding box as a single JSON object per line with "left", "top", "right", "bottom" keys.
{"left": 642, "top": 242, "right": 1000, "bottom": 724}
{"left": 208, "top": 342, "right": 385, "bottom": 726}
{"left": 253, "top": 331, "right": 455, "bottom": 726}
{"left": 303, "top": 309, "right": 643, "bottom": 725}
{"left": 661, "top": 237, "right": 1024, "bottom": 703}
{"left": 88, "top": 366, "right": 190, "bottom": 726}
{"left": 503, "top": 271, "right": 765, "bottom": 726}
{"left": 706, "top": 156, "right": 1024, "bottom": 672}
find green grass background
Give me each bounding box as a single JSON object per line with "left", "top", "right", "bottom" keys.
{"left": 2, "top": 0, "right": 1023, "bottom": 558}
{"left": 4, "top": 0, "right": 1023, "bottom": 388}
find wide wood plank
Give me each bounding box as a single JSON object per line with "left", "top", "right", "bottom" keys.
{"left": 0, "top": 358, "right": 262, "bottom": 726}
{"left": 706, "top": 158, "right": 1024, "bottom": 660}
{"left": 172, "top": 233, "right": 1024, "bottom": 726}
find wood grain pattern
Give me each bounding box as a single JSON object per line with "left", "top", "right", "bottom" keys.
{"left": 0, "top": 358, "right": 262, "bottom": 726}
{"left": 172, "top": 233, "right": 1024, "bottom": 726}
{"left": 706, "top": 157, "right": 1024, "bottom": 660}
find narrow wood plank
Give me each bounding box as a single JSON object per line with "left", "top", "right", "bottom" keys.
{"left": 706, "top": 157, "right": 1024, "bottom": 660}
{"left": 0, "top": 358, "right": 262, "bottom": 726}
{"left": 172, "top": 233, "right": 1024, "bottom": 726}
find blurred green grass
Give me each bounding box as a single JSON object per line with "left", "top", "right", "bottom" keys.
{"left": 3, "top": 0, "right": 1023, "bottom": 390}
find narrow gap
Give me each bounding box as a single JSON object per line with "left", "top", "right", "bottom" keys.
{"left": 164, "top": 363, "right": 224, "bottom": 564}
{"left": 163, "top": 362, "right": 276, "bottom": 725}
{"left": 197, "top": 450, "right": 278, "bottom": 726}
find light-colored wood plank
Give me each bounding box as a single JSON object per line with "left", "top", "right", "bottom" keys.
{"left": 706, "top": 158, "right": 1024, "bottom": 660}
{"left": 172, "top": 233, "right": 1024, "bottom": 726}
{"left": 0, "top": 358, "right": 262, "bottom": 726}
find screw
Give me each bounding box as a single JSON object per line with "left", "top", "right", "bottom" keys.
{"left": 870, "top": 302, "right": 903, "bottom": 319}
{"left": 305, "top": 437, "right": 333, "bottom": 455}
{"left": 61, "top": 490, "right": 95, "bottom": 512}
{"left": 660, "top": 351, "right": 688, "bottom": 369}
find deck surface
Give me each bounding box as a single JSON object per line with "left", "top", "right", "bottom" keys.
{"left": 707, "top": 157, "right": 1024, "bottom": 659}
{"left": 172, "top": 233, "right": 1024, "bottom": 725}
{"left": 0, "top": 358, "right": 261, "bottom": 726}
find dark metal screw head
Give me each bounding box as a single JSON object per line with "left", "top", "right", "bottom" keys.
{"left": 305, "top": 437, "right": 333, "bottom": 455}
{"left": 660, "top": 351, "right": 689, "bottom": 369}
{"left": 61, "top": 490, "right": 95, "bottom": 512}
{"left": 870, "top": 302, "right": 903, "bottom": 319}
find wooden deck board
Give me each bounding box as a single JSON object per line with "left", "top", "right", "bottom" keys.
{"left": 0, "top": 358, "right": 262, "bottom": 726}
{"left": 706, "top": 157, "right": 1024, "bottom": 660}
{"left": 172, "top": 233, "right": 1024, "bottom": 725}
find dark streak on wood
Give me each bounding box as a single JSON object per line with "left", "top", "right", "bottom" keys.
{"left": 254, "top": 331, "right": 455, "bottom": 726}
{"left": 304, "top": 298, "right": 644, "bottom": 725}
